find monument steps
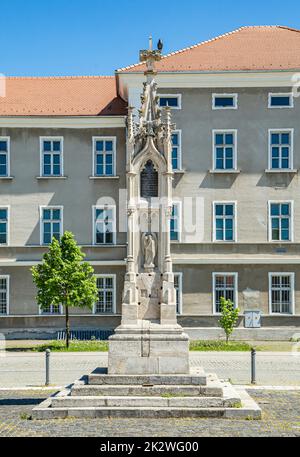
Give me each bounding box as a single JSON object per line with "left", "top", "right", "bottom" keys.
{"left": 32, "top": 372, "right": 261, "bottom": 420}
{"left": 88, "top": 372, "right": 207, "bottom": 386}
{"left": 51, "top": 395, "right": 240, "bottom": 408}
{"left": 33, "top": 404, "right": 260, "bottom": 420}
{"left": 71, "top": 384, "right": 224, "bottom": 397}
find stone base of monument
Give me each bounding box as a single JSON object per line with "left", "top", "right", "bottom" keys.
{"left": 107, "top": 322, "right": 190, "bottom": 375}
{"left": 32, "top": 368, "right": 261, "bottom": 420}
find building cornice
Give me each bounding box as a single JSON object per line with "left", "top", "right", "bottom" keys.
{"left": 0, "top": 116, "right": 126, "bottom": 129}
{"left": 117, "top": 70, "right": 298, "bottom": 100}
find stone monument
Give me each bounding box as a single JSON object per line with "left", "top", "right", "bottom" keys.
{"left": 32, "top": 38, "right": 261, "bottom": 420}
{"left": 107, "top": 37, "right": 190, "bottom": 375}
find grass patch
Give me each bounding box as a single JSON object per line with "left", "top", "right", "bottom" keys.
{"left": 32, "top": 340, "right": 109, "bottom": 352}
{"left": 12, "top": 339, "right": 253, "bottom": 352}
{"left": 189, "top": 340, "right": 252, "bottom": 351}
{"left": 20, "top": 412, "right": 32, "bottom": 420}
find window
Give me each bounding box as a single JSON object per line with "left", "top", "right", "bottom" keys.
{"left": 158, "top": 94, "right": 181, "bottom": 109}
{"left": 268, "top": 130, "right": 293, "bottom": 170}
{"left": 213, "top": 130, "right": 237, "bottom": 170}
{"left": 93, "top": 206, "right": 116, "bottom": 245}
{"left": 212, "top": 94, "right": 238, "bottom": 109}
{"left": 0, "top": 137, "right": 10, "bottom": 177}
{"left": 214, "top": 203, "right": 236, "bottom": 242}
{"left": 40, "top": 207, "right": 63, "bottom": 245}
{"left": 94, "top": 275, "right": 116, "bottom": 314}
{"left": 171, "top": 130, "right": 182, "bottom": 170}
{"left": 213, "top": 273, "right": 237, "bottom": 314}
{"left": 0, "top": 276, "right": 9, "bottom": 315}
{"left": 40, "top": 137, "right": 63, "bottom": 177}
{"left": 269, "top": 273, "right": 294, "bottom": 314}
{"left": 269, "top": 202, "right": 292, "bottom": 242}
{"left": 0, "top": 208, "right": 8, "bottom": 245}
{"left": 93, "top": 137, "right": 116, "bottom": 176}
{"left": 40, "top": 304, "right": 62, "bottom": 315}
{"left": 174, "top": 272, "right": 182, "bottom": 315}
{"left": 268, "top": 93, "right": 293, "bottom": 108}
{"left": 170, "top": 203, "right": 181, "bottom": 241}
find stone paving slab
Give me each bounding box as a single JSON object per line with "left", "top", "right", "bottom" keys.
{"left": 0, "top": 389, "right": 299, "bottom": 436}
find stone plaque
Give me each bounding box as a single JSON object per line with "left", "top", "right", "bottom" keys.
{"left": 140, "top": 160, "right": 158, "bottom": 198}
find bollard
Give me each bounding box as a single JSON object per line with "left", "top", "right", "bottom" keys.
{"left": 251, "top": 348, "right": 256, "bottom": 384}
{"left": 45, "top": 349, "right": 50, "bottom": 386}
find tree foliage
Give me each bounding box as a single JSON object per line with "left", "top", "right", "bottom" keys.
{"left": 219, "top": 297, "right": 240, "bottom": 343}
{"left": 31, "top": 231, "right": 98, "bottom": 347}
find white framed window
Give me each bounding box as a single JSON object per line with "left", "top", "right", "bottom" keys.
{"left": 213, "top": 130, "right": 237, "bottom": 171}
{"left": 268, "top": 201, "right": 293, "bottom": 242}
{"left": 0, "top": 137, "right": 10, "bottom": 177}
{"left": 40, "top": 304, "right": 63, "bottom": 315}
{"left": 0, "top": 275, "right": 9, "bottom": 315}
{"left": 170, "top": 202, "right": 181, "bottom": 242}
{"left": 40, "top": 206, "right": 63, "bottom": 245}
{"left": 174, "top": 272, "right": 183, "bottom": 315}
{"left": 0, "top": 207, "right": 9, "bottom": 245}
{"left": 92, "top": 137, "right": 116, "bottom": 177}
{"left": 212, "top": 93, "right": 238, "bottom": 110}
{"left": 268, "top": 93, "right": 293, "bottom": 109}
{"left": 213, "top": 273, "right": 238, "bottom": 314}
{"left": 213, "top": 202, "right": 237, "bottom": 242}
{"left": 269, "top": 273, "right": 294, "bottom": 315}
{"left": 268, "top": 129, "right": 293, "bottom": 170}
{"left": 158, "top": 94, "right": 181, "bottom": 109}
{"left": 40, "top": 137, "right": 63, "bottom": 177}
{"left": 93, "top": 205, "right": 116, "bottom": 245}
{"left": 93, "top": 275, "right": 116, "bottom": 314}
{"left": 171, "top": 130, "right": 182, "bottom": 170}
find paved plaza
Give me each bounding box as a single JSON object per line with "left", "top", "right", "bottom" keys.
{"left": 0, "top": 352, "right": 299, "bottom": 388}
{"left": 0, "top": 389, "right": 299, "bottom": 437}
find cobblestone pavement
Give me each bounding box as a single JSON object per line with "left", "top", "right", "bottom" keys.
{"left": 0, "top": 389, "right": 299, "bottom": 437}
{"left": 0, "top": 352, "right": 299, "bottom": 387}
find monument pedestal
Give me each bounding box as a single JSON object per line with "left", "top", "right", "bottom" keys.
{"left": 108, "top": 321, "right": 189, "bottom": 374}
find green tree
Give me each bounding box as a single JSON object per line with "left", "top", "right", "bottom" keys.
{"left": 219, "top": 297, "right": 240, "bottom": 344}
{"left": 31, "top": 231, "right": 98, "bottom": 348}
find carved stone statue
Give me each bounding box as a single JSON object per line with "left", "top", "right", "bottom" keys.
{"left": 142, "top": 233, "right": 156, "bottom": 271}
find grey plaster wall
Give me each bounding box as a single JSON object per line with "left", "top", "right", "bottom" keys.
{"left": 0, "top": 127, "right": 127, "bottom": 246}
{"left": 159, "top": 87, "right": 300, "bottom": 244}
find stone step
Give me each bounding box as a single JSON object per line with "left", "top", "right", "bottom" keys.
{"left": 52, "top": 395, "right": 240, "bottom": 409}
{"left": 33, "top": 405, "right": 261, "bottom": 420}
{"left": 71, "top": 384, "right": 223, "bottom": 397}
{"left": 88, "top": 373, "right": 207, "bottom": 386}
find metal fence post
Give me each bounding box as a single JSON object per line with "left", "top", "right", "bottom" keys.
{"left": 45, "top": 349, "right": 50, "bottom": 386}
{"left": 251, "top": 348, "right": 256, "bottom": 384}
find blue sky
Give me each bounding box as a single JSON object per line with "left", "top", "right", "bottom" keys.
{"left": 1, "top": 0, "right": 300, "bottom": 76}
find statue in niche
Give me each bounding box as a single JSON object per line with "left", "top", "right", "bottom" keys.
{"left": 142, "top": 233, "right": 157, "bottom": 271}
{"left": 140, "top": 160, "right": 158, "bottom": 198}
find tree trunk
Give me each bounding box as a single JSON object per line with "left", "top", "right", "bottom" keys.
{"left": 66, "top": 305, "right": 70, "bottom": 349}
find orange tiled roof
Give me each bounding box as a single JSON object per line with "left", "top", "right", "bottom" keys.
{"left": 0, "top": 76, "right": 127, "bottom": 116}
{"left": 118, "top": 26, "right": 300, "bottom": 72}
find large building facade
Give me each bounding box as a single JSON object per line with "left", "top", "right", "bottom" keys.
{"left": 1, "top": 26, "right": 300, "bottom": 338}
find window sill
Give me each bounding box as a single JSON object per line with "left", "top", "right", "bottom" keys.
{"left": 209, "top": 169, "right": 240, "bottom": 174}
{"left": 269, "top": 313, "right": 294, "bottom": 316}
{"left": 36, "top": 176, "right": 68, "bottom": 180}
{"left": 173, "top": 169, "right": 185, "bottom": 175}
{"left": 89, "top": 176, "right": 120, "bottom": 180}
{"left": 0, "top": 176, "right": 14, "bottom": 180}
{"left": 265, "top": 169, "right": 297, "bottom": 174}
{"left": 269, "top": 240, "right": 293, "bottom": 243}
